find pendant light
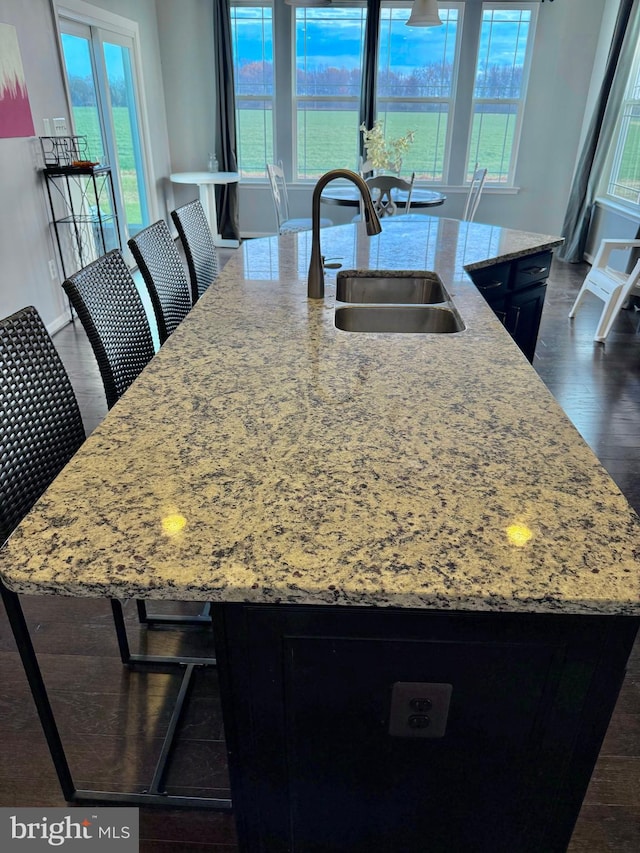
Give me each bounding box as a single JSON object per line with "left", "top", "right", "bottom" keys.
{"left": 284, "top": 1, "right": 332, "bottom": 7}
{"left": 406, "top": 0, "right": 443, "bottom": 27}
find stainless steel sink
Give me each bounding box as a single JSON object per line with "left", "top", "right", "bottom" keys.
{"left": 334, "top": 305, "right": 466, "bottom": 334}
{"left": 336, "top": 270, "right": 448, "bottom": 304}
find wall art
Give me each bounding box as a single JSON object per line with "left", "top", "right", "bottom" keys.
{"left": 0, "top": 23, "right": 35, "bottom": 138}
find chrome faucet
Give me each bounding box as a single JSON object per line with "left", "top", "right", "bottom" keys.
{"left": 308, "top": 169, "right": 382, "bottom": 299}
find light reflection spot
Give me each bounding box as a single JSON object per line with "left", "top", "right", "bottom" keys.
{"left": 506, "top": 523, "right": 533, "bottom": 547}
{"left": 162, "top": 513, "right": 187, "bottom": 536}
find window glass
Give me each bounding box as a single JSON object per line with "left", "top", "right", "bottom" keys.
{"left": 295, "top": 6, "right": 366, "bottom": 180}
{"left": 469, "top": 5, "right": 534, "bottom": 183}
{"left": 231, "top": 4, "right": 274, "bottom": 179}
{"left": 59, "top": 21, "right": 150, "bottom": 242}
{"left": 60, "top": 33, "right": 105, "bottom": 164}
{"left": 607, "top": 46, "right": 640, "bottom": 205}
{"left": 377, "top": 5, "right": 460, "bottom": 182}
{"left": 102, "top": 41, "right": 148, "bottom": 235}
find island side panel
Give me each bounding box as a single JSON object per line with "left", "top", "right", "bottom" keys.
{"left": 215, "top": 604, "right": 639, "bottom": 853}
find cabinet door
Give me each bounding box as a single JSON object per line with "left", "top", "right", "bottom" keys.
{"left": 468, "top": 262, "right": 510, "bottom": 303}
{"left": 510, "top": 251, "right": 553, "bottom": 291}
{"left": 218, "top": 605, "right": 637, "bottom": 853}
{"left": 506, "top": 282, "right": 547, "bottom": 362}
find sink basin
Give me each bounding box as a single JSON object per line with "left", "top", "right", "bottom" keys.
{"left": 336, "top": 270, "right": 448, "bottom": 304}
{"left": 334, "top": 305, "right": 465, "bottom": 334}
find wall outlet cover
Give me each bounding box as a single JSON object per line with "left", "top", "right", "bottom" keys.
{"left": 389, "top": 681, "right": 453, "bottom": 738}
{"left": 53, "top": 117, "right": 68, "bottom": 136}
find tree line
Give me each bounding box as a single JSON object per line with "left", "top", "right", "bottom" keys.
{"left": 235, "top": 60, "right": 523, "bottom": 99}
{"left": 68, "top": 75, "right": 130, "bottom": 107}
{"left": 68, "top": 60, "right": 522, "bottom": 108}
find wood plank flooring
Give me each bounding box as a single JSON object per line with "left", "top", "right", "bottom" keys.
{"left": 0, "top": 252, "right": 638, "bottom": 851}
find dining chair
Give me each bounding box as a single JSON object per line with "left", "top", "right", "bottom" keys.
{"left": 128, "top": 219, "right": 192, "bottom": 344}
{"left": 568, "top": 238, "right": 640, "bottom": 342}
{"left": 171, "top": 199, "right": 220, "bottom": 304}
{"left": 0, "top": 304, "right": 141, "bottom": 660}
{"left": 463, "top": 165, "right": 488, "bottom": 222}
{"left": 358, "top": 156, "right": 375, "bottom": 178}
{"left": 360, "top": 173, "right": 416, "bottom": 219}
{"left": 267, "top": 160, "right": 333, "bottom": 234}
{"left": 62, "top": 249, "right": 156, "bottom": 411}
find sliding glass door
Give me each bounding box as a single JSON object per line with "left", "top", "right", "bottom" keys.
{"left": 59, "top": 18, "right": 150, "bottom": 241}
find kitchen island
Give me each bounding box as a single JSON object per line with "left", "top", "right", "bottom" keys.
{"left": 1, "top": 216, "right": 638, "bottom": 851}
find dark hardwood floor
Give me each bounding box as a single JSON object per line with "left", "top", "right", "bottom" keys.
{"left": 0, "top": 252, "right": 638, "bottom": 851}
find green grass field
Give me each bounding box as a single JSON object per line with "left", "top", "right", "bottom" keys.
{"left": 239, "top": 108, "right": 517, "bottom": 182}
{"left": 72, "top": 106, "right": 142, "bottom": 225}
{"left": 74, "top": 106, "right": 640, "bottom": 208}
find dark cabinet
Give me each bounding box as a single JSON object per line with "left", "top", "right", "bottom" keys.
{"left": 468, "top": 250, "right": 553, "bottom": 362}
{"left": 216, "top": 603, "right": 638, "bottom": 853}
{"left": 506, "top": 281, "right": 547, "bottom": 362}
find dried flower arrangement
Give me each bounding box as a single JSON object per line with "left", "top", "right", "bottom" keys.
{"left": 360, "top": 120, "right": 416, "bottom": 173}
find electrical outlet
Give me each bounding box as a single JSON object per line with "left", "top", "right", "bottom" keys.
{"left": 52, "top": 117, "right": 68, "bottom": 136}
{"left": 48, "top": 260, "right": 58, "bottom": 280}
{"left": 43, "top": 118, "right": 51, "bottom": 136}
{"left": 388, "top": 682, "right": 453, "bottom": 738}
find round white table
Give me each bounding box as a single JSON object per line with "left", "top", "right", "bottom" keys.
{"left": 170, "top": 170, "right": 240, "bottom": 248}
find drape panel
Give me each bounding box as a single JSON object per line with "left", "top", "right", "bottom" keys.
{"left": 213, "top": 0, "right": 240, "bottom": 242}
{"left": 558, "top": 0, "right": 638, "bottom": 262}
{"left": 359, "top": 0, "right": 382, "bottom": 158}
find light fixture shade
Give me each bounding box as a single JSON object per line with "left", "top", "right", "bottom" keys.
{"left": 285, "top": 0, "right": 332, "bottom": 7}
{"left": 406, "top": 0, "right": 443, "bottom": 27}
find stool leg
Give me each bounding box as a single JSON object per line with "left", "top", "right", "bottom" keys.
{"left": 0, "top": 583, "right": 76, "bottom": 801}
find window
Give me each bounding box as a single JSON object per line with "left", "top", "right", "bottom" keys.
{"left": 231, "top": 3, "right": 274, "bottom": 179}
{"left": 230, "top": 1, "right": 538, "bottom": 186}
{"left": 377, "top": 5, "right": 461, "bottom": 182}
{"left": 606, "top": 38, "right": 640, "bottom": 205}
{"left": 295, "top": 6, "right": 366, "bottom": 179}
{"left": 56, "top": 6, "right": 151, "bottom": 243}
{"left": 469, "top": 4, "right": 535, "bottom": 183}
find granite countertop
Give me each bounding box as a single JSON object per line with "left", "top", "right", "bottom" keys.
{"left": 2, "top": 216, "right": 639, "bottom": 615}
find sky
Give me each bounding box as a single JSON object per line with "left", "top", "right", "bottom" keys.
{"left": 61, "top": 7, "right": 532, "bottom": 81}
{"left": 233, "top": 7, "right": 532, "bottom": 76}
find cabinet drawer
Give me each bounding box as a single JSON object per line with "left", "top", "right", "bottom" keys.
{"left": 469, "top": 262, "right": 510, "bottom": 301}
{"left": 511, "top": 251, "right": 553, "bottom": 291}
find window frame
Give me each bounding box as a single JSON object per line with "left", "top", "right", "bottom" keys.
{"left": 53, "top": 0, "right": 156, "bottom": 249}
{"left": 602, "top": 33, "right": 640, "bottom": 209}
{"left": 231, "top": 0, "right": 275, "bottom": 179}
{"left": 465, "top": 2, "right": 538, "bottom": 185}
{"left": 293, "top": 2, "right": 368, "bottom": 181}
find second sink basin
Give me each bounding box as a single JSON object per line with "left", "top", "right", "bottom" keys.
{"left": 336, "top": 270, "right": 448, "bottom": 304}
{"left": 335, "top": 305, "right": 465, "bottom": 334}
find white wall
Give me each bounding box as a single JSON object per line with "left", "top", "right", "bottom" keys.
{"left": 155, "top": 0, "right": 216, "bottom": 214}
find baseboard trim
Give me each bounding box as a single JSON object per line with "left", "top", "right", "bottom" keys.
{"left": 48, "top": 312, "right": 72, "bottom": 337}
